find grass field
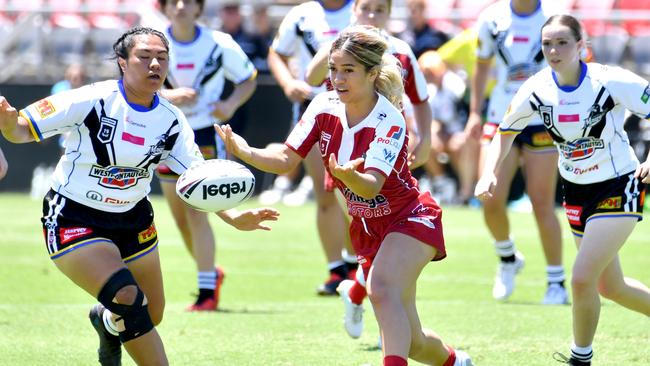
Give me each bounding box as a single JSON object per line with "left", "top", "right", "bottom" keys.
{"left": 0, "top": 192, "right": 648, "bottom": 366}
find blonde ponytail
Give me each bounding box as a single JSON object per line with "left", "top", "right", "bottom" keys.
{"left": 374, "top": 53, "right": 404, "bottom": 110}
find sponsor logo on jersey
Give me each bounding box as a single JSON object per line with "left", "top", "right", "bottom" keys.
{"left": 121, "top": 132, "right": 145, "bottom": 146}
{"left": 383, "top": 148, "right": 396, "bottom": 163}
{"left": 385, "top": 126, "right": 403, "bottom": 140}
{"left": 97, "top": 116, "right": 118, "bottom": 144}
{"left": 104, "top": 197, "right": 130, "bottom": 205}
{"left": 319, "top": 131, "right": 332, "bottom": 156}
{"left": 642, "top": 85, "right": 650, "bottom": 104}
{"left": 86, "top": 190, "right": 103, "bottom": 201}
{"left": 559, "top": 137, "right": 604, "bottom": 161}
{"left": 125, "top": 116, "right": 146, "bottom": 128}
{"left": 138, "top": 223, "right": 157, "bottom": 244}
{"left": 407, "top": 216, "right": 436, "bottom": 229}
{"left": 60, "top": 227, "right": 93, "bottom": 244}
{"left": 583, "top": 104, "right": 606, "bottom": 129}
{"left": 343, "top": 188, "right": 391, "bottom": 218}
{"left": 563, "top": 204, "right": 582, "bottom": 226}
{"left": 559, "top": 100, "right": 579, "bottom": 106}
{"left": 512, "top": 35, "right": 529, "bottom": 43}
{"left": 562, "top": 163, "right": 599, "bottom": 175}
{"left": 177, "top": 63, "right": 195, "bottom": 70}
{"left": 377, "top": 112, "right": 387, "bottom": 121}
{"left": 558, "top": 114, "right": 580, "bottom": 123}
{"left": 89, "top": 165, "right": 150, "bottom": 189}
{"left": 597, "top": 196, "right": 622, "bottom": 209}
{"left": 377, "top": 137, "right": 400, "bottom": 148}
{"left": 35, "top": 99, "right": 56, "bottom": 118}
{"left": 507, "top": 63, "right": 535, "bottom": 82}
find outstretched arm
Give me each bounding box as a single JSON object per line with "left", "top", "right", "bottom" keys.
{"left": 217, "top": 207, "right": 280, "bottom": 231}
{"left": 328, "top": 154, "right": 385, "bottom": 199}
{"left": 0, "top": 97, "right": 34, "bottom": 143}
{"left": 215, "top": 124, "right": 302, "bottom": 175}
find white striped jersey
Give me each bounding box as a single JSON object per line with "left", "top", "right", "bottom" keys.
{"left": 499, "top": 62, "right": 650, "bottom": 184}
{"left": 164, "top": 25, "right": 256, "bottom": 130}
{"left": 476, "top": 0, "right": 559, "bottom": 93}
{"left": 20, "top": 80, "right": 203, "bottom": 212}
{"left": 271, "top": 0, "right": 353, "bottom": 96}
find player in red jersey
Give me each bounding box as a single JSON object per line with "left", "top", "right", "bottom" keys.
{"left": 218, "top": 25, "right": 473, "bottom": 366}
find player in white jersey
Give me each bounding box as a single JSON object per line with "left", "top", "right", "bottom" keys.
{"left": 219, "top": 26, "right": 474, "bottom": 366}
{"left": 156, "top": 0, "right": 257, "bottom": 312}
{"left": 476, "top": 15, "right": 650, "bottom": 366}
{"left": 465, "top": 0, "right": 568, "bottom": 304}
{"left": 268, "top": 0, "right": 356, "bottom": 296}
{"left": 0, "top": 27, "right": 277, "bottom": 366}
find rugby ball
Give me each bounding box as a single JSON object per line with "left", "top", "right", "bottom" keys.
{"left": 176, "top": 159, "right": 255, "bottom": 212}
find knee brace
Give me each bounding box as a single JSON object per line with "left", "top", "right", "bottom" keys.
{"left": 97, "top": 268, "right": 154, "bottom": 343}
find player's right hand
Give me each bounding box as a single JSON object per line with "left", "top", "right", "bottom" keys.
{"left": 464, "top": 112, "right": 483, "bottom": 140}
{"left": 0, "top": 97, "right": 18, "bottom": 131}
{"left": 474, "top": 172, "right": 497, "bottom": 201}
{"left": 283, "top": 79, "right": 312, "bottom": 103}
{"left": 215, "top": 124, "right": 252, "bottom": 161}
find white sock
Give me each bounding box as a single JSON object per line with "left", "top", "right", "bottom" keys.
{"left": 102, "top": 308, "right": 119, "bottom": 336}
{"left": 547, "top": 265, "right": 565, "bottom": 284}
{"left": 494, "top": 238, "right": 516, "bottom": 257}
{"left": 341, "top": 248, "right": 357, "bottom": 264}
{"left": 273, "top": 175, "right": 291, "bottom": 190}
{"left": 571, "top": 343, "right": 593, "bottom": 362}
{"left": 198, "top": 270, "right": 217, "bottom": 290}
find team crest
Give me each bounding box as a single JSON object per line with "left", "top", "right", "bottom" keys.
{"left": 97, "top": 116, "right": 118, "bottom": 144}
{"left": 320, "top": 132, "right": 332, "bottom": 157}
{"left": 539, "top": 106, "right": 554, "bottom": 128}
{"left": 35, "top": 99, "right": 56, "bottom": 118}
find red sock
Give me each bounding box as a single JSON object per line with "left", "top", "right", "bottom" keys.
{"left": 443, "top": 346, "right": 456, "bottom": 366}
{"left": 348, "top": 280, "right": 367, "bottom": 305}
{"left": 384, "top": 355, "right": 408, "bottom": 366}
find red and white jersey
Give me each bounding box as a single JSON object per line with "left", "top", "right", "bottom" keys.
{"left": 271, "top": 0, "right": 353, "bottom": 96}
{"left": 286, "top": 91, "right": 421, "bottom": 220}
{"left": 164, "top": 25, "right": 256, "bottom": 129}
{"left": 20, "top": 80, "right": 202, "bottom": 212}
{"left": 476, "top": 0, "right": 559, "bottom": 123}
{"left": 500, "top": 62, "right": 650, "bottom": 184}
{"left": 384, "top": 32, "right": 429, "bottom": 105}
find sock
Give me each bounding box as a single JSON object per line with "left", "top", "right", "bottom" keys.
{"left": 102, "top": 308, "right": 120, "bottom": 336}
{"left": 443, "top": 346, "right": 456, "bottom": 366}
{"left": 384, "top": 355, "right": 407, "bottom": 366}
{"left": 348, "top": 280, "right": 367, "bottom": 305}
{"left": 547, "top": 265, "right": 566, "bottom": 286}
{"left": 328, "top": 260, "right": 347, "bottom": 279}
{"left": 197, "top": 270, "right": 217, "bottom": 302}
{"left": 273, "top": 175, "right": 291, "bottom": 190}
{"left": 571, "top": 343, "right": 593, "bottom": 364}
{"left": 495, "top": 238, "right": 516, "bottom": 262}
{"left": 342, "top": 249, "right": 358, "bottom": 275}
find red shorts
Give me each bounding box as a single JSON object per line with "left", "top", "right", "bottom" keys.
{"left": 350, "top": 191, "right": 446, "bottom": 265}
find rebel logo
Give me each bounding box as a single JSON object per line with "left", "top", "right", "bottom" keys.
{"left": 202, "top": 181, "right": 248, "bottom": 199}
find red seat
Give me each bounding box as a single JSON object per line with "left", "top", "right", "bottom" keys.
{"left": 619, "top": 0, "right": 650, "bottom": 36}
{"left": 573, "top": 0, "right": 617, "bottom": 37}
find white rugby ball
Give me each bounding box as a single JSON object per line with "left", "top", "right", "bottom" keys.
{"left": 176, "top": 159, "right": 255, "bottom": 212}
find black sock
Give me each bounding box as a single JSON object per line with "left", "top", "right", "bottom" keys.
{"left": 548, "top": 280, "right": 566, "bottom": 288}
{"left": 197, "top": 288, "right": 215, "bottom": 303}
{"left": 330, "top": 264, "right": 347, "bottom": 278}
{"left": 500, "top": 254, "right": 516, "bottom": 263}
{"left": 344, "top": 261, "right": 358, "bottom": 274}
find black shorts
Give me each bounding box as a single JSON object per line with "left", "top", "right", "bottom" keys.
{"left": 156, "top": 126, "right": 224, "bottom": 181}
{"left": 483, "top": 123, "right": 555, "bottom": 152}
{"left": 561, "top": 171, "right": 645, "bottom": 236}
{"left": 41, "top": 190, "right": 158, "bottom": 262}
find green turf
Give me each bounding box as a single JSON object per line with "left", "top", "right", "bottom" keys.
{"left": 0, "top": 193, "right": 648, "bottom": 365}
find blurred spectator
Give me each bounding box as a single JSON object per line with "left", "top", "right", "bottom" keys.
{"left": 220, "top": 2, "right": 270, "bottom": 74}
{"left": 51, "top": 63, "right": 87, "bottom": 95}
{"left": 398, "top": 0, "right": 449, "bottom": 59}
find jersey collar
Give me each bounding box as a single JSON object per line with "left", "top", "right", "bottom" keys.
{"left": 167, "top": 25, "right": 201, "bottom": 45}
{"left": 118, "top": 79, "right": 160, "bottom": 112}
{"left": 510, "top": 0, "right": 541, "bottom": 17}
{"left": 552, "top": 61, "right": 587, "bottom": 93}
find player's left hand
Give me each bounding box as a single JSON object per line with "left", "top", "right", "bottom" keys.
{"left": 328, "top": 154, "right": 364, "bottom": 182}
{"left": 0, "top": 147, "right": 7, "bottom": 180}
{"left": 223, "top": 207, "right": 280, "bottom": 231}
{"left": 634, "top": 160, "right": 650, "bottom": 184}
{"left": 210, "top": 101, "right": 235, "bottom": 121}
